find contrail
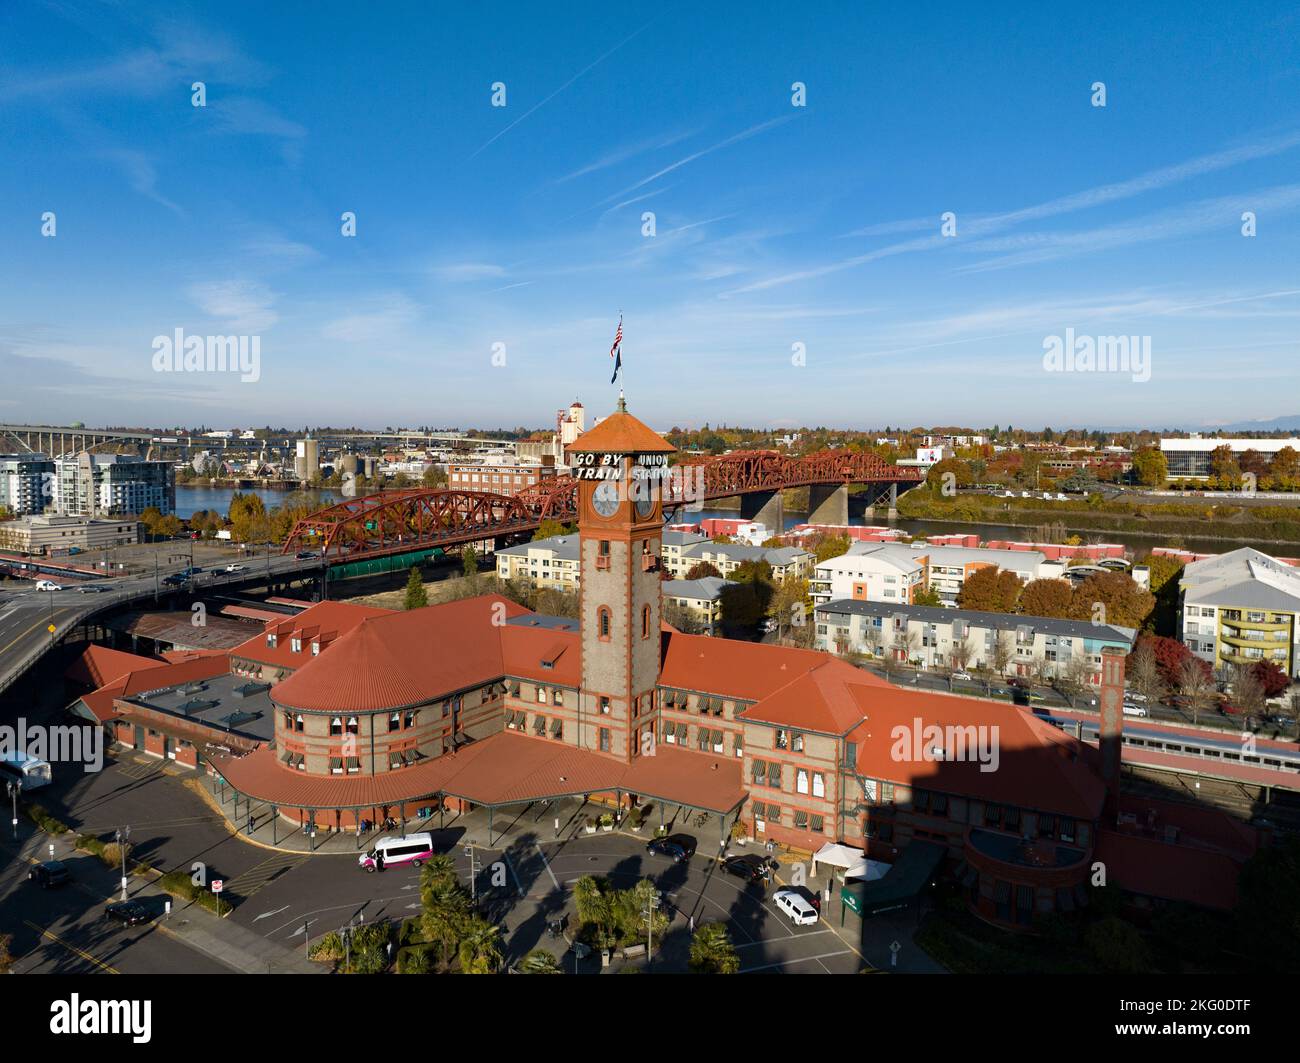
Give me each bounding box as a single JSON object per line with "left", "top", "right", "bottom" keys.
{"left": 469, "top": 18, "right": 658, "bottom": 160}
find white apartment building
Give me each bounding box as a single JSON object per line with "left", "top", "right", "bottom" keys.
{"left": 54, "top": 454, "right": 174, "bottom": 517}
{"left": 814, "top": 599, "right": 1137, "bottom": 681}
{"left": 811, "top": 542, "right": 1056, "bottom": 607}
{"left": 674, "top": 541, "right": 814, "bottom": 582}
{"left": 496, "top": 534, "right": 581, "bottom": 590}
{"left": 662, "top": 576, "right": 737, "bottom": 634}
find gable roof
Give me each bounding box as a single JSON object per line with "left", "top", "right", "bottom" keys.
{"left": 230, "top": 600, "right": 393, "bottom": 671}
{"left": 271, "top": 594, "right": 529, "bottom": 713}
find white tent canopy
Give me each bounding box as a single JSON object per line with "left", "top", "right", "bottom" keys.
{"left": 811, "top": 842, "right": 890, "bottom": 882}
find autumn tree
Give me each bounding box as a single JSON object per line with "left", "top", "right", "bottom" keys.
{"left": 1130, "top": 447, "right": 1168, "bottom": 487}
{"left": 1251, "top": 660, "right": 1290, "bottom": 699}
{"left": 684, "top": 561, "right": 723, "bottom": 581}
{"left": 957, "top": 566, "right": 1023, "bottom": 613}
{"left": 1066, "top": 571, "right": 1155, "bottom": 630}
{"left": 1018, "top": 578, "right": 1074, "bottom": 618}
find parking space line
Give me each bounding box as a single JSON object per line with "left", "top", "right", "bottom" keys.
{"left": 741, "top": 949, "right": 852, "bottom": 974}
{"left": 24, "top": 920, "right": 119, "bottom": 974}
{"left": 535, "top": 844, "right": 559, "bottom": 891}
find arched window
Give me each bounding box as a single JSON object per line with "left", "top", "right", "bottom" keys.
{"left": 346, "top": 716, "right": 359, "bottom": 735}
{"left": 598, "top": 607, "right": 611, "bottom": 640}
{"left": 641, "top": 604, "right": 651, "bottom": 639}
{"left": 330, "top": 716, "right": 343, "bottom": 736}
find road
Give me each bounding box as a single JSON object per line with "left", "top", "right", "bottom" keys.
{"left": 0, "top": 551, "right": 327, "bottom": 696}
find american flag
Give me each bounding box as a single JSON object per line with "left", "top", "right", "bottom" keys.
{"left": 609, "top": 314, "right": 623, "bottom": 384}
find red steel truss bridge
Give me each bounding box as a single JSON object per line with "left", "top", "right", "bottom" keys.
{"left": 281, "top": 450, "right": 923, "bottom": 561}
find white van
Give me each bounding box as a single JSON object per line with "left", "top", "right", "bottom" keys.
{"left": 358, "top": 832, "right": 435, "bottom": 872}
{"left": 774, "top": 889, "right": 819, "bottom": 926}
{"left": 34, "top": 580, "right": 62, "bottom": 591}
{"left": 1122, "top": 702, "right": 1148, "bottom": 718}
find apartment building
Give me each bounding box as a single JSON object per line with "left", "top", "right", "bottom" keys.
{"left": 676, "top": 540, "right": 814, "bottom": 582}
{"left": 495, "top": 534, "right": 581, "bottom": 590}
{"left": 661, "top": 528, "right": 709, "bottom": 576}
{"left": 1179, "top": 547, "right": 1300, "bottom": 679}
{"left": 54, "top": 454, "right": 174, "bottom": 517}
{"left": 813, "top": 599, "right": 1136, "bottom": 680}
{"left": 811, "top": 541, "right": 1054, "bottom": 607}
{"left": 0, "top": 453, "right": 56, "bottom": 515}
{"left": 662, "top": 576, "right": 736, "bottom": 634}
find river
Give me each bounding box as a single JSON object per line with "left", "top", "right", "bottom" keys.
{"left": 173, "top": 488, "right": 1281, "bottom": 558}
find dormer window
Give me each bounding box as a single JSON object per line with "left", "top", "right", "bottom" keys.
{"left": 291, "top": 637, "right": 302, "bottom": 653}
{"left": 311, "top": 642, "right": 320, "bottom": 656}
{"left": 266, "top": 633, "right": 277, "bottom": 648}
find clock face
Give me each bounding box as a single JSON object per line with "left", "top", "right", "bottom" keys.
{"left": 592, "top": 480, "right": 620, "bottom": 518}
{"left": 633, "top": 474, "right": 656, "bottom": 518}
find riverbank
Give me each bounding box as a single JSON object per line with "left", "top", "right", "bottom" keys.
{"left": 894, "top": 493, "right": 1300, "bottom": 549}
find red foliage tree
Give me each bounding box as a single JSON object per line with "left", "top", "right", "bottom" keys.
{"left": 1251, "top": 660, "right": 1290, "bottom": 698}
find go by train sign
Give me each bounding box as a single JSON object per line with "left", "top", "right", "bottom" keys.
{"left": 570, "top": 452, "right": 670, "bottom": 483}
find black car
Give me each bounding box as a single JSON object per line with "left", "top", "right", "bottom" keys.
{"left": 646, "top": 834, "right": 697, "bottom": 862}
{"left": 295, "top": 551, "right": 317, "bottom": 560}
{"left": 788, "top": 883, "right": 822, "bottom": 913}
{"left": 105, "top": 900, "right": 152, "bottom": 927}
{"left": 721, "top": 854, "right": 772, "bottom": 883}
{"left": 29, "top": 861, "right": 70, "bottom": 889}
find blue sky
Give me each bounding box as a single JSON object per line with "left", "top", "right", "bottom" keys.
{"left": 2, "top": 0, "right": 1299, "bottom": 431}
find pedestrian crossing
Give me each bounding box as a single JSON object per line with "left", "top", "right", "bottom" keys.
{"left": 221, "top": 852, "right": 307, "bottom": 899}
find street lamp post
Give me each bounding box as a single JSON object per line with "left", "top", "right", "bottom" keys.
{"left": 645, "top": 889, "right": 661, "bottom": 969}
{"left": 115, "top": 826, "right": 130, "bottom": 901}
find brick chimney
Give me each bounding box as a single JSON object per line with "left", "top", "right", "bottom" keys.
{"left": 1099, "top": 646, "right": 1125, "bottom": 820}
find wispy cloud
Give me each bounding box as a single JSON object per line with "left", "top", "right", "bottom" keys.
{"left": 188, "top": 279, "right": 278, "bottom": 331}
{"left": 469, "top": 17, "right": 658, "bottom": 159}
{"left": 433, "top": 263, "right": 507, "bottom": 282}
{"left": 597, "top": 115, "right": 797, "bottom": 207}
{"left": 554, "top": 128, "right": 699, "bottom": 184}
{"left": 735, "top": 129, "right": 1300, "bottom": 295}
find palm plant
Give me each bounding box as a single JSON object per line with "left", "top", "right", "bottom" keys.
{"left": 518, "top": 947, "right": 562, "bottom": 974}
{"left": 689, "top": 922, "right": 740, "bottom": 974}
{"left": 457, "top": 916, "right": 502, "bottom": 974}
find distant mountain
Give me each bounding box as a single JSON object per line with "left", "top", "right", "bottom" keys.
{"left": 1202, "top": 415, "right": 1300, "bottom": 433}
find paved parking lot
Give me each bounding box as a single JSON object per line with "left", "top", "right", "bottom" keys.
{"left": 5, "top": 756, "right": 943, "bottom": 973}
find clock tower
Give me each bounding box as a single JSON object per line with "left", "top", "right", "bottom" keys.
{"left": 568, "top": 399, "right": 675, "bottom": 763}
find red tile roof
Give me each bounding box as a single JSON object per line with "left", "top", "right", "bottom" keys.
{"left": 229, "top": 600, "right": 392, "bottom": 671}
{"left": 566, "top": 409, "right": 675, "bottom": 454}
{"left": 211, "top": 730, "right": 746, "bottom": 813}
{"left": 844, "top": 689, "right": 1106, "bottom": 819}
{"left": 118, "top": 654, "right": 232, "bottom": 697}
{"left": 64, "top": 645, "right": 163, "bottom": 689}
{"left": 660, "top": 629, "right": 890, "bottom": 704}
{"left": 1094, "top": 829, "right": 1242, "bottom": 909}
{"left": 271, "top": 595, "right": 529, "bottom": 712}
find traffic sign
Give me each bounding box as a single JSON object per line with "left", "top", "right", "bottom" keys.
{"left": 212, "top": 879, "right": 224, "bottom": 893}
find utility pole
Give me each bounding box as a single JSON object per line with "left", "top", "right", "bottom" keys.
{"left": 115, "top": 825, "right": 130, "bottom": 901}
{"left": 644, "top": 889, "right": 661, "bottom": 969}
{"left": 464, "top": 841, "right": 480, "bottom": 904}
